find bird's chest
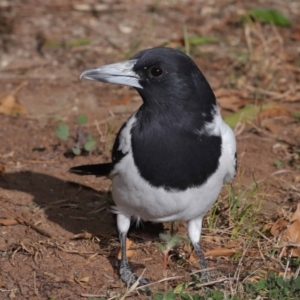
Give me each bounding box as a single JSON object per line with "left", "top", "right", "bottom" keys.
{"left": 130, "top": 122, "right": 222, "bottom": 191}
{"left": 110, "top": 115, "right": 224, "bottom": 221}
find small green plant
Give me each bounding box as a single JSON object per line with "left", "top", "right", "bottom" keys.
{"left": 274, "top": 160, "right": 283, "bottom": 169}
{"left": 241, "top": 8, "right": 290, "bottom": 27}
{"left": 182, "top": 26, "right": 220, "bottom": 57}
{"left": 157, "top": 233, "right": 187, "bottom": 270}
{"left": 206, "top": 179, "right": 262, "bottom": 239}
{"left": 227, "top": 180, "right": 262, "bottom": 238}
{"left": 152, "top": 273, "right": 300, "bottom": 300}
{"left": 245, "top": 273, "right": 300, "bottom": 299}
{"left": 55, "top": 114, "right": 96, "bottom": 155}
{"left": 46, "top": 38, "right": 91, "bottom": 48}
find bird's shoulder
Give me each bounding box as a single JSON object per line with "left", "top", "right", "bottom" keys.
{"left": 216, "top": 114, "right": 237, "bottom": 182}
{"left": 111, "top": 113, "right": 137, "bottom": 167}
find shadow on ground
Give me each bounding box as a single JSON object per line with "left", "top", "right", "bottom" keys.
{"left": 0, "top": 170, "right": 163, "bottom": 239}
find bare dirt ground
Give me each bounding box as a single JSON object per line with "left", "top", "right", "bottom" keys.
{"left": 0, "top": 1, "right": 300, "bottom": 299}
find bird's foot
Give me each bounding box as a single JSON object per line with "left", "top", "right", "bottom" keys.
{"left": 119, "top": 260, "right": 150, "bottom": 287}
{"left": 191, "top": 269, "right": 211, "bottom": 282}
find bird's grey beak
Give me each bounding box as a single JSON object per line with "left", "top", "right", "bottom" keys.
{"left": 80, "top": 59, "right": 142, "bottom": 89}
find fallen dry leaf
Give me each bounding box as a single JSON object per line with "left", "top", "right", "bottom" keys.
{"left": 202, "top": 235, "right": 222, "bottom": 244}
{"left": 44, "top": 272, "right": 62, "bottom": 282}
{"left": 270, "top": 218, "right": 289, "bottom": 236}
{"left": 86, "top": 252, "right": 98, "bottom": 264}
{"left": 262, "top": 223, "right": 273, "bottom": 232}
{"left": 217, "top": 95, "right": 243, "bottom": 112}
{"left": 0, "top": 93, "right": 27, "bottom": 116}
{"left": 260, "top": 119, "right": 280, "bottom": 134}
{"left": 77, "top": 276, "right": 89, "bottom": 283}
{"left": 292, "top": 31, "right": 300, "bottom": 40}
{"left": 72, "top": 232, "right": 94, "bottom": 239}
{"left": 289, "top": 248, "right": 300, "bottom": 257}
{"left": 256, "top": 106, "right": 292, "bottom": 121}
{"left": 112, "top": 94, "right": 132, "bottom": 105}
{"left": 0, "top": 81, "right": 27, "bottom": 115}
{"left": 227, "top": 240, "right": 240, "bottom": 248}
{"left": 0, "top": 219, "right": 18, "bottom": 226}
{"left": 204, "top": 248, "right": 236, "bottom": 257}
{"left": 280, "top": 220, "right": 300, "bottom": 257}
{"left": 1, "top": 151, "right": 14, "bottom": 159}
{"left": 280, "top": 220, "right": 300, "bottom": 244}
{"left": 215, "top": 89, "right": 249, "bottom": 112}
{"left": 247, "top": 275, "right": 263, "bottom": 282}
{"left": 284, "top": 92, "right": 300, "bottom": 102}
{"left": 0, "top": 279, "right": 4, "bottom": 287}
{"left": 74, "top": 276, "right": 88, "bottom": 287}
{"left": 291, "top": 203, "right": 300, "bottom": 223}
{"left": 9, "top": 289, "right": 16, "bottom": 299}
{"left": 117, "top": 238, "right": 136, "bottom": 260}
{"left": 188, "top": 252, "right": 197, "bottom": 264}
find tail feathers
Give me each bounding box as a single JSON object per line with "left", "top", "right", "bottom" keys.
{"left": 69, "top": 163, "right": 112, "bottom": 177}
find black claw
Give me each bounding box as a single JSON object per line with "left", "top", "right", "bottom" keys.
{"left": 191, "top": 270, "right": 211, "bottom": 282}
{"left": 119, "top": 260, "right": 150, "bottom": 287}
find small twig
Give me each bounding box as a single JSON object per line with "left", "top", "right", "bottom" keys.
{"left": 283, "top": 250, "right": 292, "bottom": 279}
{"left": 264, "top": 254, "right": 286, "bottom": 271}
{"left": 190, "top": 267, "right": 216, "bottom": 275}
{"left": 11, "top": 247, "right": 21, "bottom": 266}
{"left": 0, "top": 81, "right": 28, "bottom": 98}
{"left": 33, "top": 271, "right": 40, "bottom": 299}
{"left": 0, "top": 197, "right": 53, "bottom": 238}
{"left": 242, "top": 266, "right": 264, "bottom": 284}
{"left": 94, "top": 116, "right": 115, "bottom": 127}
{"left": 196, "top": 277, "right": 236, "bottom": 288}
{"left": 108, "top": 109, "right": 115, "bottom": 118}
{"left": 257, "top": 239, "right": 266, "bottom": 261}
{"left": 11, "top": 81, "right": 28, "bottom": 96}
{"left": 81, "top": 293, "right": 105, "bottom": 298}
{"left": 233, "top": 240, "right": 253, "bottom": 289}
{"left": 271, "top": 170, "right": 294, "bottom": 176}
{"left": 254, "top": 228, "right": 272, "bottom": 243}
{"left": 270, "top": 23, "right": 283, "bottom": 45}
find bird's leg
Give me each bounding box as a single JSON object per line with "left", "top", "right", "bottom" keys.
{"left": 170, "top": 222, "right": 175, "bottom": 236}
{"left": 117, "top": 214, "right": 150, "bottom": 287}
{"left": 193, "top": 242, "right": 208, "bottom": 269}
{"left": 188, "top": 217, "right": 210, "bottom": 279}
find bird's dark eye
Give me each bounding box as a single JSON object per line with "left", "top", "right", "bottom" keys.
{"left": 149, "top": 66, "right": 163, "bottom": 77}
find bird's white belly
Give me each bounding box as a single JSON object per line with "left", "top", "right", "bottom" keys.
{"left": 111, "top": 152, "right": 226, "bottom": 222}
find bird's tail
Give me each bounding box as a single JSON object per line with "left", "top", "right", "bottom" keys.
{"left": 69, "top": 163, "right": 112, "bottom": 177}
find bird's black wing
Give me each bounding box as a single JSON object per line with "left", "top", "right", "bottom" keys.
{"left": 69, "top": 162, "right": 112, "bottom": 177}
{"left": 69, "top": 120, "right": 128, "bottom": 178}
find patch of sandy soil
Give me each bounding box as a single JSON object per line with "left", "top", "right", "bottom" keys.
{"left": 0, "top": 1, "right": 300, "bottom": 299}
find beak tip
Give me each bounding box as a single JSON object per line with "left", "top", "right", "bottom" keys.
{"left": 79, "top": 72, "right": 85, "bottom": 81}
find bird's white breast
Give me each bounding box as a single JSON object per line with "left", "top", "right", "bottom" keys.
{"left": 111, "top": 110, "right": 236, "bottom": 223}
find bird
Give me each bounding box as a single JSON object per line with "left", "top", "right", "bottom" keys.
{"left": 70, "top": 47, "right": 237, "bottom": 287}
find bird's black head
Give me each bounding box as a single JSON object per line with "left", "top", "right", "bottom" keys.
{"left": 80, "top": 47, "right": 216, "bottom": 116}
{"left": 131, "top": 47, "right": 216, "bottom": 111}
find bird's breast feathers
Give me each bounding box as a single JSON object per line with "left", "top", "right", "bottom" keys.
{"left": 111, "top": 106, "right": 236, "bottom": 222}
